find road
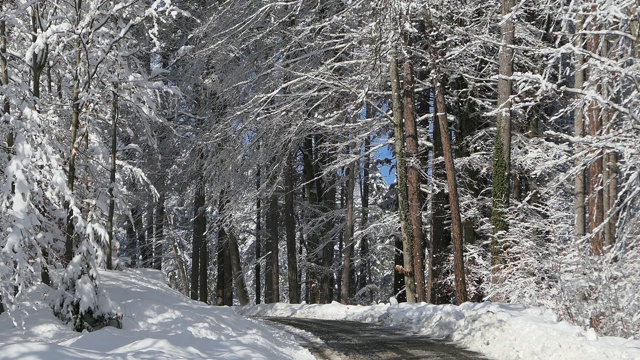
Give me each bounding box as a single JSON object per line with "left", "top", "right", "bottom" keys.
{"left": 261, "top": 317, "right": 486, "bottom": 360}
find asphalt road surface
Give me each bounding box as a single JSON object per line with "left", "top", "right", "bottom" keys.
{"left": 261, "top": 317, "right": 486, "bottom": 360}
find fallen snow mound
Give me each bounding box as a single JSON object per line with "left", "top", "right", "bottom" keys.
{"left": 0, "top": 269, "right": 313, "bottom": 360}
{"left": 238, "top": 301, "right": 640, "bottom": 360}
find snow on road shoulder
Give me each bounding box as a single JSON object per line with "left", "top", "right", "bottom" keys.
{"left": 0, "top": 269, "right": 313, "bottom": 360}
{"left": 237, "top": 301, "right": 640, "bottom": 360}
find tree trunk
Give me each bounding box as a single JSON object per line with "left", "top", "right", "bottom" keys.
{"left": 144, "top": 205, "right": 154, "bottom": 267}
{"left": 284, "top": 154, "right": 300, "bottom": 304}
{"left": 587, "top": 30, "right": 604, "bottom": 255}
{"left": 319, "top": 143, "right": 336, "bottom": 304}
{"left": 490, "top": 0, "right": 514, "bottom": 269}
{"left": 424, "top": 7, "right": 468, "bottom": 304}
{"left": 427, "top": 90, "right": 452, "bottom": 304}
{"left": 340, "top": 161, "right": 356, "bottom": 304}
{"left": 402, "top": 38, "right": 426, "bottom": 303}
{"left": 573, "top": 15, "right": 586, "bottom": 239}
{"left": 169, "top": 232, "right": 189, "bottom": 296}
{"left": 64, "top": 40, "right": 83, "bottom": 265}
{"left": 228, "top": 232, "right": 249, "bottom": 306}
{"left": 191, "top": 163, "right": 206, "bottom": 301}
{"left": 390, "top": 53, "right": 417, "bottom": 303}
{"left": 255, "top": 167, "right": 262, "bottom": 304}
{"left": 216, "top": 227, "right": 227, "bottom": 306}
{"left": 357, "top": 136, "right": 371, "bottom": 299}
{"left": 393, "top": 235, "right": 407, "bottom": 303}
{"left": 154, "top": 192, "right": 165, "bottom": 270}
{"left": 106, "top": 88, "right": 118, "bottom": 270}
{"left": 265, "top": 194, "right": 280, "bottom": 303}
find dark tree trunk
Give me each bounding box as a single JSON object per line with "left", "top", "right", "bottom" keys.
{"left": 143, "top": 206, "right": 154, "bottom": 267}
{"left": 255, "top": 167, "right": 262, "bottom": 304}
{"left": 154, "top": 192, "right": 165, "bottom": 271}
{"left": 340, "top": 162, "right": 356, "bottom": 304}
{"left": 390, "top": 54, "right": 417, "bottom": 303}
{"left": 265, "top": 194, "right": 280, "bottom": 303}
{"left": 357, "top": 136, "right": 371, "bottom": 299}
{"left": 191, "top": 166, "right": 206, "bottom": 301}
{"left": 428, "top": 92, "right": 452, "bottom": 304}
{"left": 106, "top": 88, "right": 118, "bottom": 270}
{"left": 284, "top": 155, "right": 300, "bottom": 303}
{"left": 229, "top": 232, "right": 249, "bottom": 306}
{"left": 424, "top": 7, "right": 468, "bottom": 304}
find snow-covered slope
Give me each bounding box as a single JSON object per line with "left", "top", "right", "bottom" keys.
{"left": 0, "top": 269, "right": 313, "bottom": 360}
{"left": 238, "top": 301, "right": 640, "bottom": 360}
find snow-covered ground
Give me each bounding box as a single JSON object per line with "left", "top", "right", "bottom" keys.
{"left": 0, "top": 269, "right": 313, "bottom": 360}
{"left": 3, "top": 269, "right": 639, "bottom": 360}
{"left": 238, "top": 301, "right": 640, "bottom": 360}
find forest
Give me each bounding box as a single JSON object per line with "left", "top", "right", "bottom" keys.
{"left": 1, "top": 0, "right": 639, "bottom": 339}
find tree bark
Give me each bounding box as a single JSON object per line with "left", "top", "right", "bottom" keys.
{"left": 228, "top": 232, "right": 249, "bottom": 306}
{"left": 424, "top": 7, "right": 468, "bottom": 304}
{"left": 191, "top": 161, "right": 206, "bottom": 301}
{"left": 390, "top": 54, "right": 417, "bottom": 303}
{"left": 340, "top": 161, "right": 356, "bottom": 304}
{"left": 402, "top": 38, "right": 426, "bottom": 303}
{"left": 284, "top": 154, "right": 300, "bottom": 303}
{"left": 265, "top": 194, "right": 280, "bottom": 303}
{"left": 586, "top": 29, "right": 604, "bottom": 255}
{"left": 490, "top": 0, "right": 514, "bottom": 269}
{"left": 356, "top": 135, "right": 371, "bottom": 300}
{"left": 106, "top": 87, "right": 118, "bottom": 270}
{"left": 255, "top": 167, "right": 262, "bottom": 304}
{"left": 573, "top": 15, "right": 586, "bottom": 239}
{"left": 427, "top": 90, "right": 452, "bottom": 304}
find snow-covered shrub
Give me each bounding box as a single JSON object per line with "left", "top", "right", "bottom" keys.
{"left": 51, "top": 241, "right": 120, "bottom": 332}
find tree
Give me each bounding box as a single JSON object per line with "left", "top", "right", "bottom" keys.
{"left": 491, "top": 0, "right": 515, "bottom": 269}
{"left": 423, "top": 6, "right": 468, "bottom": 305}
{"left": 390, "top": 53, "right": 417, "bottom": 303}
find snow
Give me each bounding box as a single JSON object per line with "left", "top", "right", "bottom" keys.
{"left": 238, "top": 301, "right": 640, "bottom": 360}
{"left": 4, "top": 269, "right": 639, "bottom": 360}
{"left": 0, "top": 270, "right": 313, "bottom": 360}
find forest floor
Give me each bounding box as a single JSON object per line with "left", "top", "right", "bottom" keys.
{"left": 1, "top": 269, "right": 639, "bottom": 359}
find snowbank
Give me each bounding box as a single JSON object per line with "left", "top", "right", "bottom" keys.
{"left": 0, "top": 269, "right": 313, "bottom": 360}
{"left": 237, "top": 301, "right": 640, "bottom": 360}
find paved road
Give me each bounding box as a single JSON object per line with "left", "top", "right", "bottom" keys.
{"left": 261, "top": 317, "right": 485, "bottom": 360}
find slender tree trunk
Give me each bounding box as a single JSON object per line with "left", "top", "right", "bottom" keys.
{"left": 427, "top": 90, "right": 452, "bottom": 304}
{"left": 402, "top": 39, "right": 426, "bottom": 302}
{"left": 600, "top": 39, "right": 617, "bottom": 248}
{"left": 154, "top": 192, "right": 165, "bottom": 270}
{"left": 357, "top": 135, "right": 371, "bottom": 299}
{"left": 106, "top": 87, "right": 118, "bottom": 270}
{"left": 489, "top": 0, "right": 514, "bottom": 269}
{"left": 574, "top": 16, "right": 586, "bottom": 239}
{"left": 424, "top": 7, "right": 468, "bottom": 304}
{"left": 65, "top": 40, "right": 83, "bottom": 264}
{"left": 169, "top": 232, "right": 189, "bottom": 296}
{"left": 265, "top": 194, "right": 280, "bottom": 303}
{"left": 1, "top": 4, "right": 9, "bottom": 312}
{"left": 340, "top": 161, "right": 356, "bottom": 304}
{"left": 390, "top": 54, "right": 416, "bottom": 303}
{"left": 284, "top": 155, "right": 300, "bottom": 303}
{"left": 255, "top": 167, "right": 262, "bottom": 304}
{"left": 144, "top": 205, "right": 154, "bottom": 267}
{"left": 216, "top": 227, "right": 227, "bottom": 306}
{"left": 132, "top": 206, "right": 144, "bottom": 267}
{"left": 228, "top": 232, "right": 249, "bottom": 306}
{"left": 587, "top": 29, "right": 604, "bottom": 255}
{"left": 191, "top": 155, "right": 206, "bottom": 300}
{"left": 302, "top": 137, "right": 321, "bottom": 303}
{"left": 319, "top": 143, "right": 336, "bottom": 304}
{"left": 198, "top": 234, "right": 208, "bottom": 303}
